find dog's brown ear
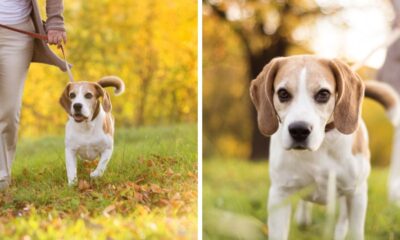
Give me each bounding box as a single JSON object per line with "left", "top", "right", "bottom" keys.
{"left": 59, "top": 83, "right": 72, "bottom": 115}
{"left": 329, "top": 59, "right": 365, "bottom": 134}
{"left": 94, "top": 84, "right": 112, "bottom": 112}
{"left": 249, "top": 58, "right": 282, "bottom": 136}
{"left": 102, "top": 91, "right": 112, "bottom": 112}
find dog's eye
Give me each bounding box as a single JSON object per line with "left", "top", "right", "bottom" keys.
{"left": 85, "top": 93, "right": 93, "bottom": 99}
{"left": 315, "top": 89, "right": 331, "bottom": 103}
{"left": 69, "top": 93, "right": 76, "bottom": 99}
{"left": 277, "top": 89, "right": 291, "bottom": 102}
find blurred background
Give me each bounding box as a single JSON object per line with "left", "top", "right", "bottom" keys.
{"left": 203, "top": 0, "right": 400, "bottom": 239}
{"left": 203, "top": 0, "right": 395, "bottom": 165}
{"left": 21, "top": 0, "right": 197, "bottom": 137}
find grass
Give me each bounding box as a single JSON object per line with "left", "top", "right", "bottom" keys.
{"left": 203, "top": 159, "right": 400, "bottom": 239}
{"left": 0, "top": 124, "right": 197, "bottom": 239}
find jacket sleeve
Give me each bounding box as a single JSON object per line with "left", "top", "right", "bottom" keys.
{"left": 45, "top": 0, "right": 65, "bottom": 31}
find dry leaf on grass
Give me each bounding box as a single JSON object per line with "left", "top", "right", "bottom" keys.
{"left": 102, "top": 204, "right": 116, "bottom": 217}
{"left": 78, "top": 180, "right": 90, "bottom": 191}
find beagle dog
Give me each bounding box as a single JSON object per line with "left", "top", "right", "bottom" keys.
{"left": 250, "top": 55, "right": 400, "bottom": 240}
{"left": 59, "top": 76, "right": 125, "bottom": 185}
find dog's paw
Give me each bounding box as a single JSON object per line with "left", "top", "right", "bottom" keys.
{"left": 90, "top": 170, "right": 104, "bottom": 178}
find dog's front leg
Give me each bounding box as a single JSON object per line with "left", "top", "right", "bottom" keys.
{"left": 295, "top": 200, "right": 312, "bottom": 228}
{"left": 65, "top": 148, "right": 78, "bottom": 185}
{"left": 347, "top": 183, "right": 367, "bottom": 240}
{"left": 90, "top": 147, "right": 113, "bottom": 178}
{"left": 268, "top": 186, "right": 292, "bottom": 240}
{"left": 334, "top": 196, "right": 349, "bottom": 240}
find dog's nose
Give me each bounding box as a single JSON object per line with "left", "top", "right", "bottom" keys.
{"left": 73, "top": 103, "right": 82, "bottom": 111}
{"left": 289, "top": 122, "right": 312, "bottom": 142}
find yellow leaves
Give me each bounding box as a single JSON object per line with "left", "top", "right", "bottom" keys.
{"left": 20, "top": 0, "right": 197, "bottom": 137}
{"left": 0, "top": 124, "right": 197, "bottom": 239}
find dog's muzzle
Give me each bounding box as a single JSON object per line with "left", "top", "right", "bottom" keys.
{"left": 72, "top": 103, "right": 88, "bottom": 122}
{"left": 288, "top": 121, "right": 312, "bottom": 150}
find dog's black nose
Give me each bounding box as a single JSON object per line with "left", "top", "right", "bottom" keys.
{"left": 289, "top": 122, "right": 312, "bottom": 142}
{"left": 73, "top": 103, "right": 82, "bottom": 111}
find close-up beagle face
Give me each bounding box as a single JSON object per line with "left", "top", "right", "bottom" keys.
{"left": 250, "top": 55, "right": 364, "bottom": 152}
{"left": 59, "top": 82, "right": 111, "bottom": 123}
{"left": 272, "top": 59, "right": 336, "bottom": 151}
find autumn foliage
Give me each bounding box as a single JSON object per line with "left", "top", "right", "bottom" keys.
{"left": 0, "top": 1, "right": 198, "bottom": 238}
{"left": 0, "top": 125, "right": 197, "bottom": 238}
{"left": 21, "top": 0, "right": 197, "bottom": 137}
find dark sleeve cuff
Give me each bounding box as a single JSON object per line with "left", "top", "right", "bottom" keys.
{"left": 45, "top": 0, "right": 65, "bottom": 32}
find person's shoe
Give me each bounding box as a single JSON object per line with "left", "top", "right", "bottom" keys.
{"left": 0, "top": 179, "right": 10, "bottom": 191}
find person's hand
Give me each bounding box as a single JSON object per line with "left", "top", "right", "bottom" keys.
{"left": 47, "top": 30, "right": 67, "bottom": 45}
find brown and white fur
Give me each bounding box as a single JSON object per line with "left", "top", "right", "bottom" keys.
{"left": 59, "top": 76, "right": 125, "bottom": 185}
{"left": 250, "top": 55, "right": 400, "bottom": 240}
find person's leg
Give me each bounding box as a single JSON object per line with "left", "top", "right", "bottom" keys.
{"left": 0, "top": 19, "right": 34, "bottom": 190}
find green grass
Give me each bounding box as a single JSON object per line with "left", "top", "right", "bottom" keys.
{"left": 203, "top": 159, "right": 400, "bottom": 239}
{"left": 0, "top": 124, "right": 197, "bottom": 239}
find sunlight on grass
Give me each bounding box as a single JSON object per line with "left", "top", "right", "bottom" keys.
{"left": 0, "top": 124, "right": 197, "bottom": 239}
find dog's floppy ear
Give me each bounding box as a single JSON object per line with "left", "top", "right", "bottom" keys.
{"left": 94, "top": 83, "right": 112, "bottom": 112}
{"left": 249, "top": 58, "right": 282, "bottom": 136}
{"left": 59, "top": 83, "right": 72, "bottom": 115}
{"left": 102, "top": 91, "right": 112, "bottom": 112}
{"left": 329, "top": 59, "right": 365, "bottom": 134}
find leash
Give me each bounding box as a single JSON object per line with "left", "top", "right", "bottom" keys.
{"left": 0, "top": 23, "right": 74, "bottom": 83}
{"left": 57, "top": 43, "right": 74, "bottom": 83}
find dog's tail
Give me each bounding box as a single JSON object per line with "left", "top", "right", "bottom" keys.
{"left": 365, "top": 81, "right": 400, "bottom": 126}
{"left": 97, "top": 76, "right": 125, "bottom": 96}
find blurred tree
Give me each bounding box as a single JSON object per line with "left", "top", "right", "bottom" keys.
{"left": 20, "top": 0, "right": 197, "bottom": 137}
{"left": 204, "top": 0, "right": 339, "bottom": 160}
{"left": 135, "top": 0, "right": 157, "bottom": 125}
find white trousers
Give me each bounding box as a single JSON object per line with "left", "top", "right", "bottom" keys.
{"left": 0, "top": 19, "right": 34, "bottom": 188}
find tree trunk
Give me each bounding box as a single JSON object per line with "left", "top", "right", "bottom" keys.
{"left": 136, "top": 0, "right": 156, "bottom": 126}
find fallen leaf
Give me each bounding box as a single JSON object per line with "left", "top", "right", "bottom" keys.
{"left": 134, "top": 192, "right": 144, "bottom": 202}
{"left": 150, "top": 184, "right": 162, "bottom": 194}
{"left": 102, "top": 204, "right": 116, "bottom": 217}
{"left": 166, "top": 168, "right": 174, "bottom": 176}
{"left": 187, "top": 171, "right": 196, "bottom": 178}
{"left": 147, "top": 160, "right": 155, "bottom": 167}
{"left": 78, "top": 180, "right": 90, "bottom": 191}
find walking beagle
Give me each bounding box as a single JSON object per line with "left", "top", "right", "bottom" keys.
{"left": 59, "top": 76, "right": 125, "bottom": 185}
{"left": 250, "top": 55, "right": 400, "bottom": 240}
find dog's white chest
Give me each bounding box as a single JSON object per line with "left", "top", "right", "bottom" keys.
{"left": 270, "top": 131, "right": 370, "bottom": 204}
{"left": 65, "top": 119, "right": 112, "bottom": 160}
{"left": 302, "top": 158, "right": 356, "bottom": 203}
{"left": 75, "top": 140, "right": 108, "bottom": 160}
